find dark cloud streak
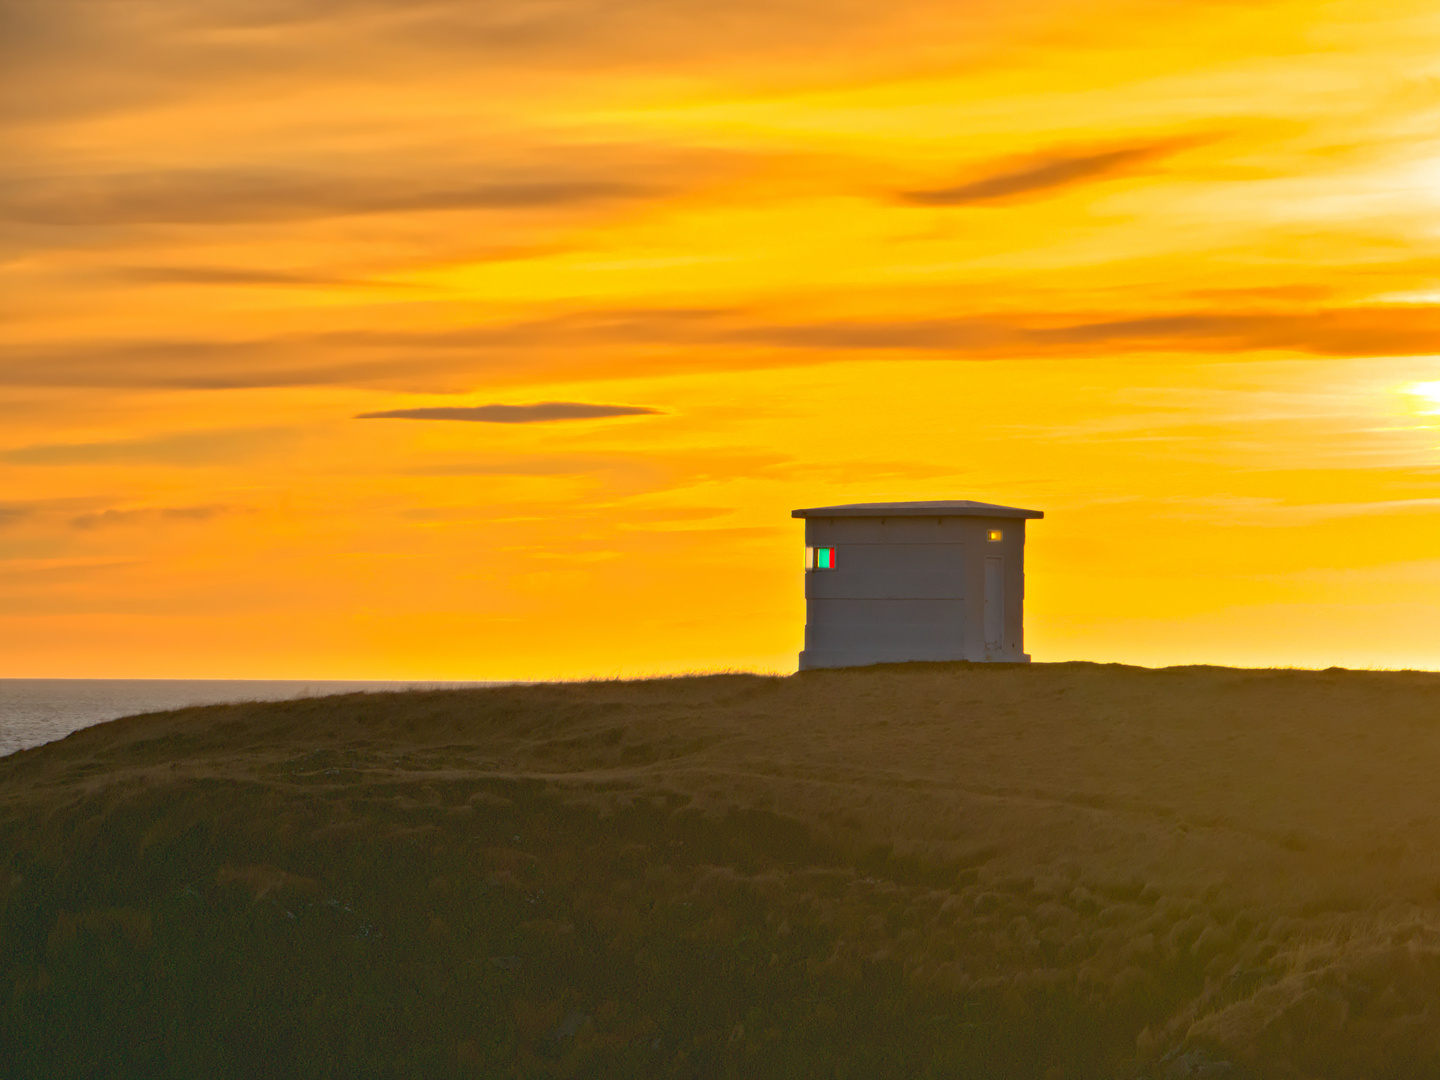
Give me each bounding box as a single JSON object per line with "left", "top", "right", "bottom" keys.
{"left": 0, "top": 504, "right": 35, "bottom": 528}
{"left": 898, "top": 140, "right": 1192, "bottom": 205}
{"left": 0, "top": 170, "right": 657, "bottom": 226}
{"left": 6, "top": 304, "right": 1440, "bottom": 392}
{"left": 357, "top": 402, "right": 661, "bottom": 423}
{"left": 110, "top": 266, "right": 417, "bottom": 288}
{"left": 69, "top": 504, "right": 235, "bottom": 529}
{"left": 0, "top": 0, "right": 981, "bottom": 125}
{"left": 1, "top": 427, "right": 298, "bottom": 465}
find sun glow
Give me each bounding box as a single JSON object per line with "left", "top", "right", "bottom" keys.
{"left": 1404, "top": 381, "right": 1440, "bottom": 414}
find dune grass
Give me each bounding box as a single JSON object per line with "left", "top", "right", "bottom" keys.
{"left": 6, "top": 662, "right": 1440, "bottom": 1077}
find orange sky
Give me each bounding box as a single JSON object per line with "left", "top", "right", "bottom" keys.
{"left": 7, "top": 0, "right": 1440, "bottom": 677}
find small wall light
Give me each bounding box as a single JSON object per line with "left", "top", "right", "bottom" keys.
{"left": 987, "top": 529, "right": 1003, "bottom": 542}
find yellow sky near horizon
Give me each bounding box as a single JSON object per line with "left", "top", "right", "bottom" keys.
{"left": 7, "top": 0, "right": 1440, "bottom": 677}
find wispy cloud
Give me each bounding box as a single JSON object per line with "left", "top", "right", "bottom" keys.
{"left": 0, "top": 0, "right": 1002, "bottom": 125}
{"left": 404, "top": 455, "right": 625, "bottom": 476}
{"left": 9, "top": 303, "right": 1440, "bottom": 393}
{"left": 109, "top": 266, "right": 421, "bottom": 289}
{"left": 0, "top": 503, "right": 36, "bottom": 528}
{"left": 0, "top": 338, "right": 409, "bottom": 390}
{"left": 725, "top": 308, "right": 1440, "bottom": 358}
{"left": 356, "top": 402, "right": 662, "bottom": 423}
{"left": 403, "top": 449, "right": 786, "bottom": 484}
{"left": 1, "top": 427, "right": 298, "bottom": 466}
{"left": 0, "top": 169, "right": 659, "bottom": 227}
{"left": 897, "top": 139, "right": 1199, "bottom": 206}
{"left": 68, "top": 504, "right": 236, "bottom": 529}
{"left": 0, "top": 497, "right": 239, "bottom": 531}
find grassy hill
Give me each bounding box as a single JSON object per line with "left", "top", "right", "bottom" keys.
{"left": 6, "top": 662, "right": 1440, "bottom": 1078}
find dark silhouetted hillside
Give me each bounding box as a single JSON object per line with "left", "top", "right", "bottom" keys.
{"left": 6, "top": 662, "right": 1440, "bottom": 1078}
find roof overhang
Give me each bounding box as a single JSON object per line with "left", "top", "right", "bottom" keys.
{"left": 792, "top": 500, "right": 1043, "bottom": 520}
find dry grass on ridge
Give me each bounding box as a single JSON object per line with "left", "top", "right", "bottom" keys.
{"left": 7, "top": 661, "right": 1440, "bottom": 1077}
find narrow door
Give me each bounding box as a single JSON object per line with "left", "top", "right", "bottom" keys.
{"left": 983, "top": 557, "right": 1004, "bottom": 649}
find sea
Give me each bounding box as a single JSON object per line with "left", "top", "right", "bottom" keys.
{"left": 0, "top": 680, "right": 495, "bottom": 757}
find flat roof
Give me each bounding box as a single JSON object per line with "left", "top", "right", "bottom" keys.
{"left": 792, "top": 500, "right": 1043, "bottom": 520}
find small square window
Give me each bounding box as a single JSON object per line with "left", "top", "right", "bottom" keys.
{"left": 987, "top": 529, "right": 1003, "bottom": 542}
{"left": 806, "top": 546, "right": 836, "bottom": 570}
